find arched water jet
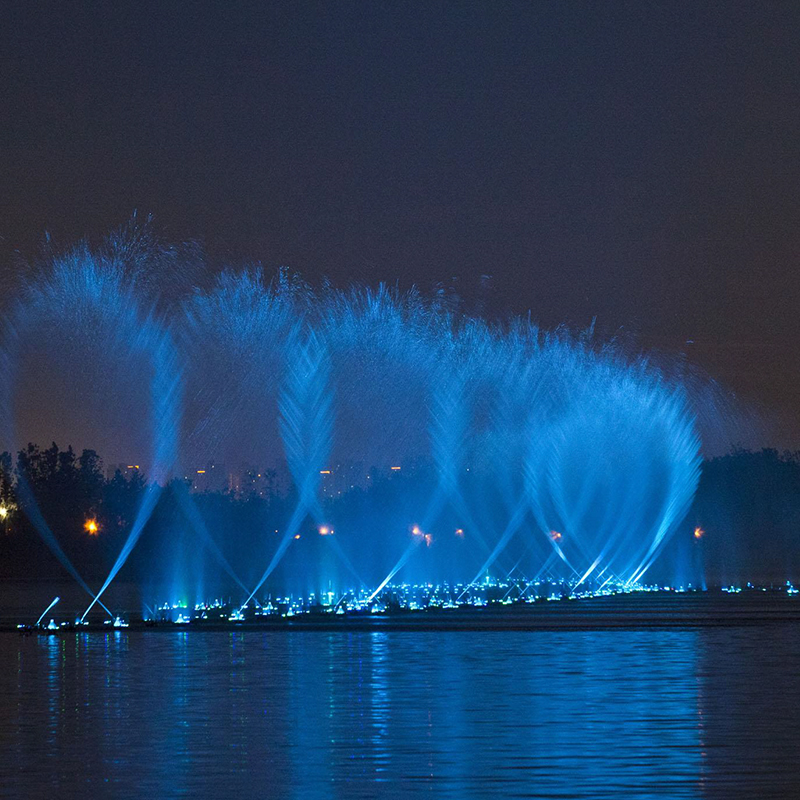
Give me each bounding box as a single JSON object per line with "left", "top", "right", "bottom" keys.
{"left": 526, "top": 354, "right": 701, "bottom": 587}
{"left": 0, "top": 247, "right": 179, "bottom": 618}
{"left": 82, "top": 299, "right": 181, "bottom": 620}
{"left": 242, "top": 331, "right": 333, "bottom": 607}
{"left": 0, "top": 231, "right": 713, "bottom": 606}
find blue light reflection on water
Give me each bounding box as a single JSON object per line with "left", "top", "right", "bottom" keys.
{"left": 4, "top": 627, "right": 800, "bottom": 799}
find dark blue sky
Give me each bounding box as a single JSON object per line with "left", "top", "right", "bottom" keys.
{"left": 2, "top": 2, "right": 799, "bottom": 436}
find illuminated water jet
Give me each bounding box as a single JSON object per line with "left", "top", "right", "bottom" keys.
{"left": 1, "top": 230, "right": 711, "bottom": 608}
{"left": 35, "top": 596, "right": 60, "bottom": 627}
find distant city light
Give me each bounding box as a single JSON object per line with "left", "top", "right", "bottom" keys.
{"left": 294, "top": 534, "right": 301, "bottom": 540}
{"left": 455, "top": 528, "right": 464, "bottom": 538}
{"left": 84, "top": 519, "right": 99, "bottom": 536}
{"left": 390, "top": 466, "right": 401, "bottom": 471}
{"left": 196, "top": 469, "right": 206, "bottom": 474}
{"left": 318, "top": 525, "right": 334, "bottom": 536}
{"left": 424, "top": 533, "right": 433, "bottom": 546}
{"left": 550, "top": 530, "right": 563, "bottom": 541}
{"left": 411, "top": 525, "right": 422, "bottom": 536}
{"left": 320, "top": 470, "right": 331, "bottom": 475}
{"left": 694, "top": 527, "right": 705, "bottom": 539}
{"left": 0, "top": 506, "right": 7, "bottom": 519}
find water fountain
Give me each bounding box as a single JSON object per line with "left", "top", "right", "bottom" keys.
{"left": 0, "top": 232, "right": 707, "bottom": 624}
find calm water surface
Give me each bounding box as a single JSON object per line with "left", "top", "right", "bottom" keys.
{"left": 2, "top": 625, "right": 800, "bottom": 799}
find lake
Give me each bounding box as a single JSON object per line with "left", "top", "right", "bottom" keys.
{"left": 3, "top": 612, "right": 800, "bottom": 799}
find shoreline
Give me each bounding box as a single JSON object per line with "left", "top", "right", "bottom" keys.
{"left": 7, "top": 591, "right": 800, "bottom": 634}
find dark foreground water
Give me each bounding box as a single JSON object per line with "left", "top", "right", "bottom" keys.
{"left": 3, "top": 617, "right": 800, "bottom": 799}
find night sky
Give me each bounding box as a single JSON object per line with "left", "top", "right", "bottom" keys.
{"left": 2, "top": 2, "right": 799, "bottom": 441}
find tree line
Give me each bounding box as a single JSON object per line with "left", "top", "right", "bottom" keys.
{"left": 2, "top": 442, "right": 800, "bottom": 586}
